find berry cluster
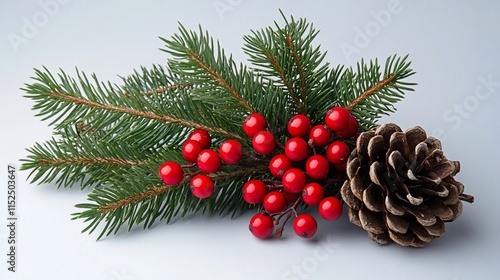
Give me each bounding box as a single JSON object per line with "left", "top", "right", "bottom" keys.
{"left": 157, "top": 106, "right": 358, "bottom": 240}
{"left": 158, "top": 129, "right": 243, "bottom": 199}
{"left": 244, "top": 107, "right": 358, "bottom": 239}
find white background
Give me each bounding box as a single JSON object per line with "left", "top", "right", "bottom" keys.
{"left": 1, "top": 1, "right": 499, "bottom": 279}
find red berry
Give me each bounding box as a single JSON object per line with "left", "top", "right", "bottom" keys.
{"left": 319, "top": 197, "right": 343, "bottom": 221}
{"left": 282, "top": 168, "right": 307, "bottom": 193}
{"left": 326, "top": 141, "right": 350, "bottom": 165}
{"left": 188, "top": 129, "right": 211, "bottom": 149}
{"left": 284, "top": 137, "right": 309, "bottom": 162}
{"left": 243, "top": 113, "right": 267, "bottom": 137}
{"left": 263, "top": 191, "right": 287, "bottom": 213}
{"left": 325, "top": 107, "right": 351, "bottom": 131}
{"left": 182, "top": 140, "right": 204, "bottom": 163}
{"left": 190, "top": 174, "right": 215, "bottom": 199}
{"left": 309, "top": 125, "right": 332, "bottom": 148}
{"left": 305, "top": 155, "right": 330, "bottom": 179}
{"left": 336, "top": 115, "right": 358, "bottom": 139}
{"left": 197, "top": 149, "right": 221, "bottom": 173}
{"left": 249, "top": 213, "right": 274, "bottom": 239}
{"left": 293, "top": 214, "right": 317, "bottom": 239}
{"left": 219, "top": 140, "right": 243, "bottom": 164}
{"left": 287, "top": 114, "right": 312, "bottom": 137}
{"left": 158, "top": 161, "right": 184, "bottom": 186}
{"left": 252, "top": 131, "right": 276, "bottom": 155}
{"left": 302, "top": 183, "right": 325, "bottom": 206}
{"left": 269, "top": 154, "right": 292, "bottom": 178}
{"left": 242, "top": 180, "right": 267, "bottom": 204}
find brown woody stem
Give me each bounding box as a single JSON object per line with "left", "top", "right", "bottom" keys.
{"left": 97, "top": 165, "right": 268, "bottom": 214}
{"left": 346, "top": 74, "right": 394, "bottom": 111}
{"left": 123, "top": 84, "right": 192, "bottom": 97}
{"left": 459, "top": 193, "right": 475, "bottom": 203}
{"left": 185, "top": 50, "right": 255, "bottom": 113}
{"left": 286, "top": 35, "right": 307, "bottom": 102}
{"left": 98, "top": 185, "right": 175, "bottom": 214}
{"left": 264, "top": 52, "right": 304, "bottom": 114}
{"left": 38, "top": 157, "right": 144, "bottom": 166}
{"left": 48, "top": 91, "right": 244, "bottom": 141}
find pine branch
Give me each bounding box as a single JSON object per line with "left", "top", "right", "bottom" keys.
{"left": 346, "top": 74, "right": 394, "bottom": 111}
{"left": 243, "top": 14, "right": 330, "bottom": 115}
{"left": 37, "top": 157, "right": 143, "bottom": 167}
{"left": 286, "top": 34, "right": 307, "bottom": 100}
{"left": 73, "top": 163, "right": 268, "bottom": 240}
{"left": 334, "top": 54, "right": 415, "bottom": 130}
{"left": 160, "top": 25, "right": 266, "bottom": 116}
{"left": 184, "top": 50, "right": 254, "bottom": 113}
{"left": 20, "top": 134, "right": 152, "bottom": 189}
{"left": 47, "top": 90, "right": 242, "bottom": 140}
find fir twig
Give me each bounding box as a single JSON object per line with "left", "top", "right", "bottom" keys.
{"left": 346, "top": 74, "right": 394, "bottom": 111}
{"left": 123, "top": 83, "right": 192, "bottom": 97}
{"left": 98, "top": 185, "right": 176, "bottom": 214}
{"left": 286, "top": 34, "right": 307, "bottom": 101}
{"left": 38, "top": 157, "right": 144, "bottom": 167}
{"left": 185, "top": 50, "right": 255, "bottom": 113}
{"left": 48, "top": 90, "right": 243, "bottom": 140}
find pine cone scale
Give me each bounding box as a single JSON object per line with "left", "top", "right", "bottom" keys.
{"left": 386, "top": 211, "right": 410, "bottom": 234}
{"left": 362, "top": 184, "right": 385, "bottom": 212}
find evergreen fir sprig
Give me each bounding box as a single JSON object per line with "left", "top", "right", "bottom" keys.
{"left": 243, "top": 14, "right": 329, "bottom": 115}
{"left": 337, "top": 55, "right": 415, "bottom": 129}
{"left": 21, "top": 14, "right": 416, "bottom": 239}
{"left": 73, "top": 162, "right": 268, "bottom": 240}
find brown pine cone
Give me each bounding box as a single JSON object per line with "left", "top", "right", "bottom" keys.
{"left": 341, "top": 123, "right": 474, "bottom": 247}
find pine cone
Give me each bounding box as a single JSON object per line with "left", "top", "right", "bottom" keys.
{"left": 341, "top": 123, "right": 474, "bottom": 247}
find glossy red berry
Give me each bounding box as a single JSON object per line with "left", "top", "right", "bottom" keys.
{"left": 282, "top": 168, "right": 307, "bottom": 193}
{"left": 293, "top": 214, "right": 317, "bottom": 239}
{"left": 284, "top": 137, "right": 309, "bottom": 162}
{"left": 325, "top": 107, "right": 351, "bottom": 132}
{"left": 252, "top": 131, "right": 276, "bottom": 155}
{"left": 188, "top": 129, "right": 211, "bottom": 149}
{"left": 190, "top": 174, "right": 214, "bottom": 199}
{"left": 336, "top": 115, "right": 358, "bottom": 139}
{"left": 197, "top": 149, "right": 221, "bottom": 173}
{"left": 182, "top": 140, "right": 204, "bottom": 163}
{"left": 326, "top": 141, "right": 350, "bottom": 165}
{"left": 319, "top": 197, "right": 343, "bottom": 221}
{"left": 158, "top": 161, "right": 184, "bottom": 186}
{"left": 242, "top": 180, "right": 268, "bottom": 204}
{"left": 249, "top": 213, "right": 274, "bottom": 239}
{"left": 243, "top": 113, "right": 267, "bottom": 137}
{"left": 287, "top": 114, "right": 312, "bottom": 137}
{"left": 263, "top": 191, "right": 287, "bottom": 214}
{"left": 309, "top": 125, "right": 332, "bottom": 148}
{"left": 269, "top": 154, "right": 292, "bottom": 178}
{"left": 302, "top": 183, "right": 325, "bottom": 206}
{"left": 219, "top": 140, "right": 243, "bottom": 164}
{"left": 305, "top": 155, "right": 330, "bottom": 179}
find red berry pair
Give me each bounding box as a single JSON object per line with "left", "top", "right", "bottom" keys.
{"left": 159, "top": 161, "right": 215, "bottom": 199}
{"left": 325, "top": 107, "right": 358, "bottom": 139}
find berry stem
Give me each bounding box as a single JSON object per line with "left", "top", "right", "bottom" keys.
{"left": 243, "top": 152, "right": 268, "bottom": 163}
{"left": 181, "top": 163, "right": 197, "bottom": 169}
{"left": 274, "top": 212, "right": 292, "bottom": 238}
